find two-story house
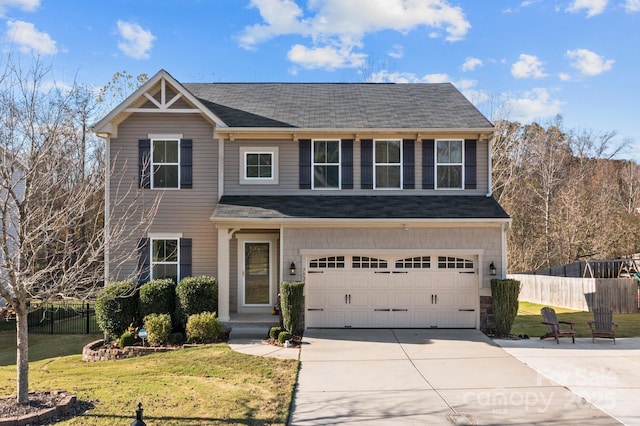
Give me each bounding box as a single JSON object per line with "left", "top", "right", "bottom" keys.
{"left": 94, "top": 69, "right": 510, "bottom": 331}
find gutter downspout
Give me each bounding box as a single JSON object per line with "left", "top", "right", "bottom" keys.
{"left": 486, "top": 138, "right": 493, "bottom": 198}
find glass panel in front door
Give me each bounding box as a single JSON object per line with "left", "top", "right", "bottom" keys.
{"left": 245, "top": 242, "right": 270, "bottom": 305}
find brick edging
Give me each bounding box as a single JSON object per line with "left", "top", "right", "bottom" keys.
{"left": 0, "top": 391, "right": 76, "bottom": 426}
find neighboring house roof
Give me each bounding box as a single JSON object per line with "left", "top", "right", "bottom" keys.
{"left": 184, "top": 82, "right": 494, "bottom": 130}
{"left": 212, "top": 196, "right": 510, "bottom": 221}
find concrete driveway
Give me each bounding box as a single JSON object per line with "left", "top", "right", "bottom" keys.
{"left": 290, "top": 329, "right": 619, "bottom": 425}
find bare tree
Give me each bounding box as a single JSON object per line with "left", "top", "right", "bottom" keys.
{"left": 0, "top": 58, "right": 158, "bottom": 404}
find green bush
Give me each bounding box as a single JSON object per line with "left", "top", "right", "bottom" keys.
{"left": 95, "top": 280, "right": 138, "bottom": 338}
{"left": 269, "top": 326, "right": 283, "bottom": 340}
{"left": 119, "top": 331, "right": 137, "bottom": 349}
{"left": 186, "top": 312, "right": 222, "bottom": 343}
{"left": 139, "top": 279, "right": 176, "bottom": 319}
{"left": 143, "top": 313, "right": 172, "bottom": 346}
{"left": 278, "top": 331, "right": 293, "bottom": 344}
{"left": 175, "top": 276, "right": 217, "bottom": 328}
{"left": 169, "top": 332, "right": 186, "bottom": 346}
{"left": 280, "top": 281, "right": 304, "bottom": 334}
{"left": 491, "top": 278, "right": 521, "bottom": 337}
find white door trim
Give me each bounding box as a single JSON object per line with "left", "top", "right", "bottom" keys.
{"left": 237, "top": 233, "right": 279, "bottom": 313}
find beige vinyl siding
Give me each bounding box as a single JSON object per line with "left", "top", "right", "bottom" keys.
{"left": 109, "top": 112, "right": 218, "bottom": 281}
{"left": 223, "top": 137, "right": 489, "bottom": 196}
{"left": 283, "top": 225, "right": 502, "bottom": 289}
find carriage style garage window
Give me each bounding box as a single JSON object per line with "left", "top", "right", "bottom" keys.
{"left": 438, "top": 256, "right": 474, "bottom": 269}
{"left": 436, "top": 139, "right": 463, "bottom": 189}
{"left": 151, "top": 238, "right": 179, "bottom": 282}
{"left": 312, "top": 140, "right": 341, "bottom": 189}
{"left": 375, "top": 140, "right": 402, "bottom": 189}
{"left": 240, "top": 147, "right": 279, "bottom": 184}
{"left": 152, "top": 138, "right": 180, "bottom": 188}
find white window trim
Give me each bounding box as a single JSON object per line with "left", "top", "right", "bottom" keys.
{"left": 150, "top": 237, "right": 180, "bottom": 281}
{"left": 311, "top": 139, "right": 341, "bottom": 190}
{"left": 374, "top": 139, "right": 403, "bottom": 190}
{"left": 150, "top": 135, "right": 181, "bottom": 190}
{"left": 435, "top": 139, "right": 465, "bottom": 190}
{"left": 239, "top": 146, "right": 279, "bottom": 185}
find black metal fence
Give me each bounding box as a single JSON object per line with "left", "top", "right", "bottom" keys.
{"left": 27, "top": 301, "right": 100, "bottom": 334}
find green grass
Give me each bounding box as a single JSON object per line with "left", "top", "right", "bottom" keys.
{"left": 511, "top": 301, "right": 640, "bottom": 338}
{"left": 0, "top": 332, "right": 299, "bottom": 425}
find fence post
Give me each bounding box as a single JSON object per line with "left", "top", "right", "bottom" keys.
{"left": 86, "top": 302, "right": 90, "bottom": 334}
{"left": 50, "top": 305, "right": 54, "bottom": 335}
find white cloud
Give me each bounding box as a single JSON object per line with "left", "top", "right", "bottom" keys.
{"left": 116, "top": 20, "right": 155, "bottom": 60}
{"left": 566, "top": 0, "right": 609, "bottom": 17}
{"left": 367, "top": 70, "right": 449, "bottom": 83}
{"left": 388, "top": 44, "right": 403, "bottom": 59}
{"left": 511, "top": 54, "right": 547, "bottom": 79}
{"left": 558, "top": 72, "right": 571, "bottom": 81}
{"left": 287, "top": 43, "right": 366, "bottom": 69}
{"left": 506, "top": 88, "right": 563, "bottom": 122}
{"left": 240, "top": 0, "right": 470, "bottom": 70}
{"left": 0, "top": 0, "right": 39, "bottom": 17}
{"left": 566, "top": 48, "right": 614, "bottom": 76}
{"left": 624, "top": 0, "right": 640, "bottom": 12}
{"left": 5, "top": 20, "right": 56, "bottom": 55}
{"left": 462, "top": 57, "right": 482, "bottom": 72}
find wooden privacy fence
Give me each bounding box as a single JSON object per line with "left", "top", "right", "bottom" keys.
{"left": 510, "top": 274, "right": 638, "bottom": 313}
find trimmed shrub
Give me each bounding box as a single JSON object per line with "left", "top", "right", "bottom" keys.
{"left": 139, "top": 278, "right": 176, "bottom": 319}
{"left": 186, "top": 311, "right": 222, "bottom": 343}
{"left": 119, "top": 331, "right": 136, "bottom": 349}
{"left": 269, "top": 326, "right": 283, "bottom": 340}
{"left": 95, "top": 280, "right": 137, "bottom": 338}
{"left": 175, "top": 276, "right": 217, "bottom": 328}
{"left": 278, "top": 331, "right": 293, "bottom": 344}
{"left": 280, "top": 281, "right": 304, "bottom": 334}
{"left": 143, "top": 313, "right": 172, "bottom": 346}
{"left": 491, "top": 278, "right": 521, "bottom": 337}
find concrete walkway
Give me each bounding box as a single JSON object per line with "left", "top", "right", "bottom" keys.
{"left": 497, "top": 337, "right": 640, "bottom": 426}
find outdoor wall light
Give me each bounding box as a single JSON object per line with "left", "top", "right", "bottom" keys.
{"left": 289, "top": 262, "right": 296, "bottom": 275}
{"left": 489, "top": 261, "right": 497, "bottom": 276}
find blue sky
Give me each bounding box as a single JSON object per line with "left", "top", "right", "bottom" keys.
{"left": 1, "top": 0, "right": 638, "bottom": 159}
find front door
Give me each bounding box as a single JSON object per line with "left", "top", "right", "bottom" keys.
{"left": 238, "top": 234, "right": 278, "bottom": 313}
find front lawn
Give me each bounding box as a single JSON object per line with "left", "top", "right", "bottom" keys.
{"left": 511, "top": 301, "right": 640, "bottom": 338}
{"left": 0, "top": 332, "right": 299, "bottom": 425}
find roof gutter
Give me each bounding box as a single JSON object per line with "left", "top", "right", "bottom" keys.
{"left": 214, "top": 127, "right": 495, "bottom": 139}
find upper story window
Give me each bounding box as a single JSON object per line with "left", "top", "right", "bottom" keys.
{"left": 139, "top": 135, "right": 192, "bottom": 190}
{"left": 312, "top": 140, "right": 340, "bottom": 189}
{"left": 152, "top": 138, "right": 180, "bottom": 189}
{"left": 436, "top": 139, "right": 463, "bottom": 189}
{"left": 151, "top": 238, "right": 179, "bottom": 282}
{"left": 240, "top": 147, "right": 279, "bottom": 185}
{"left": 374, "top": 140, "right": 402, "bottom": 189}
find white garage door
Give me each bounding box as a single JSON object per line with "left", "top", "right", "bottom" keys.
{"left": 305, "top": 255, "right": 477, "bottom": 328}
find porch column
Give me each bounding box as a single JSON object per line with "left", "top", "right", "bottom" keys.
{"left": 217, "top": 227, "right": 230, "bottom": 321}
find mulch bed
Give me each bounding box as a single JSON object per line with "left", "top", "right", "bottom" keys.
{"left": 0, "top": 391, "right": 93, "bottom": 425}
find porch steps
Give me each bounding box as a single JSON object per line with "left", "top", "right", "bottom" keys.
{"left": 224, "top": 313, "right": 280, "bottom": 340}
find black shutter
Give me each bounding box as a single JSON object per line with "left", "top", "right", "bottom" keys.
{"left": 403, "top": 139, "right": 415, "bottom": 189}
{"left": 179, "top": 238, "right": 192, "bottom": 281}
{"left": 137, "top": 238, "right": 150, "bottom": 286}
{"left": 422, "top": 139, "right": 435, "bottom": 189}
{"left": 361, "top": 140, "right": 373, "bottom": 189}
{"left": 299, "top": 139, "right": 311, "bottom": 189}
{"left": 138, "top": 139, "right": 151, "bottom": 189}
{"left": 341, "top": 139, "right": 353, "bottom": 189}
{"left": 464, "top": 139, "right": 477, "bottom": 189}
{"left": 180, "top": 139, "right": 193, "bottom": 189}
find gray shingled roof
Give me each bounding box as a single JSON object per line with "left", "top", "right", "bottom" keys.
{"left": 183, "top": 83, "right": 493, "bottom": 129}
{"left": 212, "top": 196, "right": 509, "bottom": 220}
